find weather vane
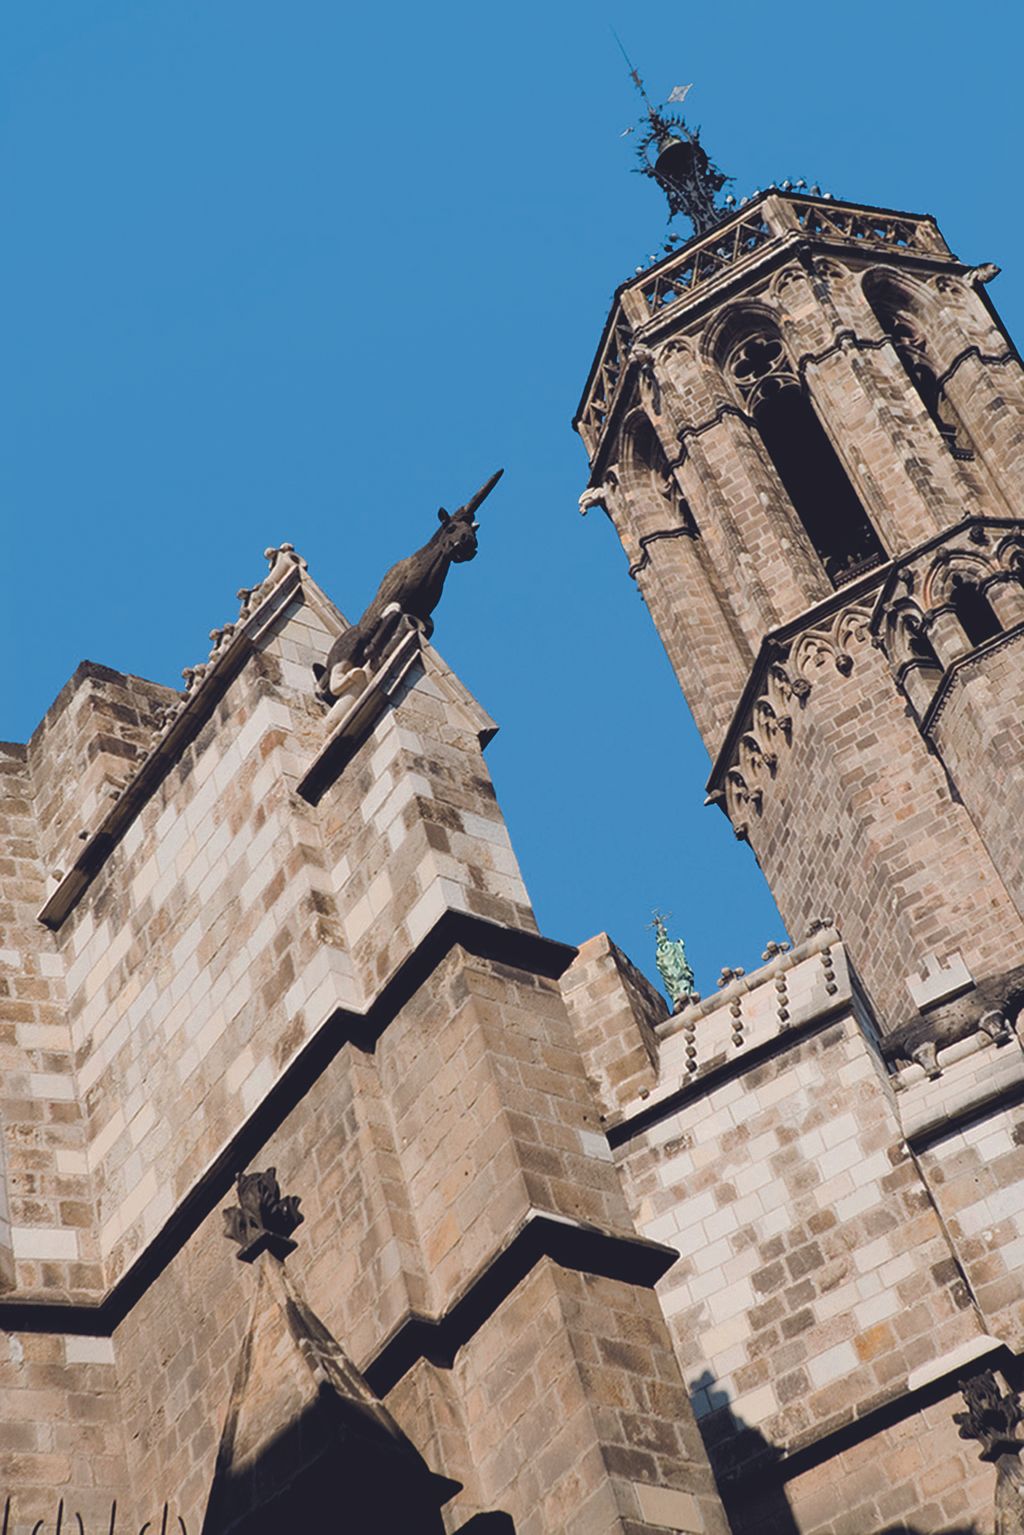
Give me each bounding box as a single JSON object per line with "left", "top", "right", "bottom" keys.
{"left": 613, "top": 32, "right": 729, "bottom": 236}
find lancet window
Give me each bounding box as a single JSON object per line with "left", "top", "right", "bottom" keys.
{"left": 950, "top": 575, "right": 1001, "bottom": 649}
{"left": 623, "top": 415, "right": 697, "bottom": 535}
{"left": 724, "top": 327, "right": 886, "bottom": 587}
{"left": 865, "top": 281, "right": 974, "bottom": 460}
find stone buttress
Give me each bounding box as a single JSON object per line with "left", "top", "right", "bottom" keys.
{"left": 0, "top": 544, "right": 728, "bottom": 1535}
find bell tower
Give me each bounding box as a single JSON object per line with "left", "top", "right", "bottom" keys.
{"left": 575, "top": 92, "right": 1024, "bottom": 1031}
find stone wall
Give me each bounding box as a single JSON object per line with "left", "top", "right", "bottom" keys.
{"left": 0, "top": 736, "right": 101, "bottom": 1304}
{"left": 0, "top": 1332, "right": 131, "bottom": 1526}
{"left": 0, "top": 563, "right": 729, "bottom": 1533}
{"left": 108, "top": 940, "right": 727, "bottom": 1532}
{"left": 728, "top": 629, "right": 1024, "bottom": 1031}
{"left": 928, "top": 626, "right": 1024, "bottom": 925}
{"left": 599, "top": 933, "right": 1024, "bottom": 1533}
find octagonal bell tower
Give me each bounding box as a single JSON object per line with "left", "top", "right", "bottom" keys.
{"left": 575, "top": 99, "right": 1024, "bottom": 1032}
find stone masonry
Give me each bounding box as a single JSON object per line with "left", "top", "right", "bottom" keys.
{"left": 573, "top": 186, "right": 1024, "bottom": 1529}
{"left": 3, "top": 180, "right": 1024, "bottom": 1535}
{"left": 0, "top": 546, "right": 728, "bottom": 1534}
{"left": 576, "top": 191, "right": 1024, "bottom": 1033}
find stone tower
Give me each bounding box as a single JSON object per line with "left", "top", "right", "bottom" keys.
{"left": 570, "top": 109, "right": 1024, "bottom": 1532}
{"left": 576, "top": 177, "right": 1024, "bottom": 1035}
{"left": 5, "top": 96, "right": 1024, "bottom": 1535}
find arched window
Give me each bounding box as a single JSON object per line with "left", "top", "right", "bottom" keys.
{"left": 864, "top": 281, "right": 974, "bottom": 460}
{"left": 624, "top": 415, "right": 697, "bottom": 534}
{"left": 726, "top": 331, "right": 886, "bottom": 586}
{"left": 906, "top": 618, "right": 941, "bottom": 670}
{"left": 950, "top": 576, "right": 1001, "bottom": 648}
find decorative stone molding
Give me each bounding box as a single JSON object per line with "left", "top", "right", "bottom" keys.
{"left": 769, "top": 262, "right": 812, "bottom": 302}
{"left": 789, "top": 603, "right": 872, "bottom": 679}
{"left": 222, "top": 1167, "right": 304, "bottom": 1263}
{"left": 629, "top": 342, "right": 663, "bottom": 415}
{"left": 710, "top": 606, "right": 869, "bottom": 834}
{"left": 882, "top": 960, "right": 1024, "bottom": 1079}
{"left": 708, "top": 657, "right": 809, "bottom": 834}
{"left": 719, "top": 661, "right": 804, "bottom": 826}
{"left": 871, "top": 518, "right": 1024, "bottom": 721}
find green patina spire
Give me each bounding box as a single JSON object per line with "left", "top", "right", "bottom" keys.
{"left": 649, "top": 910, "right": 696, "bottom": 1010}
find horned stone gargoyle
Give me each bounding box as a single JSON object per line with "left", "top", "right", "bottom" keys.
{"left": 314, "top": 469, "right": 503, "bottom": 705}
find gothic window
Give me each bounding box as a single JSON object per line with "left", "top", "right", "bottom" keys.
{"left": 907, "top": 622, "right": 941, "bottom": 670}
{"left": 726, "top": 330, "right": 886, "bottom": 587}
{"left": 624, "top": 416, "right": 697, "bottom": 533}
{"left": 950, "top": 575, "right": 1001, "bottom": 648}
{"left": 865, "top": 284, "right": 974, "bottom": 460}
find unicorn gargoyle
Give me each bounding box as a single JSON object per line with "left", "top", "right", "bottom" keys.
{"left": 313, "top": 469, "right": 503, "bottom": 706}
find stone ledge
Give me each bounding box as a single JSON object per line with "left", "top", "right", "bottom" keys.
{"left": 296, "top": 626, "right": 426, "bottom": 805}
{"left": 607, "top": 994, "right": 856, "bottom": 1151}
{"left": 36, "top": 562, "right": 324, "bottom": 930}
{"left": 896, "top": 1030, "right": 1024, "bottom": 1145}
{"left": 0, "top": 910, "right": 578, "bottom": 1335}
{"left": 604, "top": 932, "right": 862, "bottom": 1146}
{"left": 717, "top": 1340, "right": 1014, "bottom": 1490}
{"left": 362, "top": 1207, "right": 678, "bottom": 1396}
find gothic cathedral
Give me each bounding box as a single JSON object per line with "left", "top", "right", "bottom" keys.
{"left": 2, "top": 94, "right": 1024, "bottom": 1535}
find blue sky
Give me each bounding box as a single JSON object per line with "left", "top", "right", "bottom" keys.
{"left": 2, "top": 2, "right": 1021, "bottom": 996}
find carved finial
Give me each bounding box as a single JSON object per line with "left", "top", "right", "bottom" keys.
{"left": 647, "top": 910, "right": 697, "bottom": 1011}
{"left": 717, "top": 966, "right": 745, "bottom": 988}
{"left": 761, "top": 940, "right": 791, "bottom": 961}
{"left": 181, "top": 662, "right": 209, "bottom": 691}
{"left": 222, "top": 1167, "right": 304, "bottom": 1263}
{"left": 954, "top": 1370, "right": 1024, "bottom": 1461}
{"left": 263, "top": 543, "right": 308, "bottom": 585}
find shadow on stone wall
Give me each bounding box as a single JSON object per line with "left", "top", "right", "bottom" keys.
{"left": 199, "top": 1397, "right": 516, "bottom": 1534}
{"left": 689, "top": 1370, "right": 799, "bottom": 1535}
{"left": 689, "top": 1372, "right": 986, "bottom": 1535}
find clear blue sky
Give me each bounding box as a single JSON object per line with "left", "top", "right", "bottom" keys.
{"left": 2, "top": 2, "right": 1021, "bottom": 996}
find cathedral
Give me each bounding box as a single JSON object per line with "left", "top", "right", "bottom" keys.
{"left": 2, "top": 86, "right": 1024, "bottom": 1535}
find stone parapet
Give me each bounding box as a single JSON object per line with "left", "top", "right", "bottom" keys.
{"left": 654, "top": 928, "right": 857, "bottom": 1100}
{"left": 610, "top": 935, "right": 997, "bottom": 1502}
{"left": 894, "top": 1025, "right": 1024, "bottom": 1144}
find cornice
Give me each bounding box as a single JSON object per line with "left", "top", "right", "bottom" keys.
{"left": 705, "top": 564, "right": 893, "bottom": 801}
{"left": 0, "top": 911, "right": 578, "bottom": 1341}
{"left": 920, "top": 620, "right": 1024, "bottom": 734}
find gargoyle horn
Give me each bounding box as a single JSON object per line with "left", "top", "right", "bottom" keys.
{"left": 438, "top": 468, "right": 504, "bottom": 526}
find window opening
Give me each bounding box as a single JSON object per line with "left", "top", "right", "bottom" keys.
{"left": 870, "top": 300, "right": 974, "bottom": 460}
{"left": 950, "top": 577, "right": 1001, "bottom": 648}
{"left": 728, "top": 334, "right": 886, "bottom": 586}
{"left": 906, "top": 619, "right": 941, "bottom": 669}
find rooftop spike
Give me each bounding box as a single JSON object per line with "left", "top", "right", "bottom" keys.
{"left": 614, "top": 42, "right": 730, "bottom": 235}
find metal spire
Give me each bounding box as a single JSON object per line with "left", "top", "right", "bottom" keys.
{"left": 613, "top": 41, "right": 730, "bottom": 235}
